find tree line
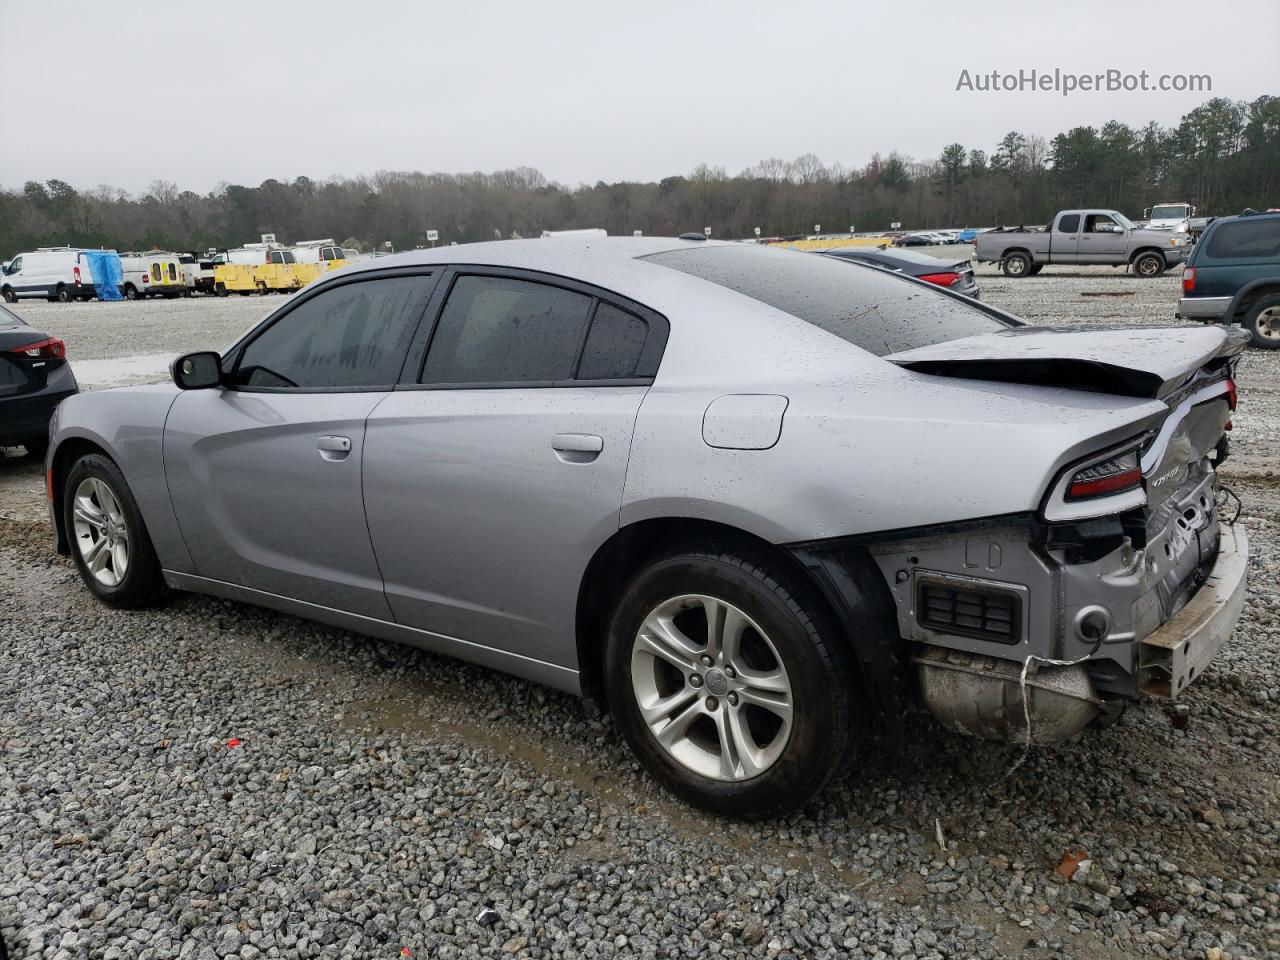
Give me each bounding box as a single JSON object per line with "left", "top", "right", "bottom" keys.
{"left": 2, "top": 95, "right": 1276, "bottom": 258}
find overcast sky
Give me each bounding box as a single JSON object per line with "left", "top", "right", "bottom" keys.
{"left": 3, "top": 0, "right": 1276, "bottom": 194}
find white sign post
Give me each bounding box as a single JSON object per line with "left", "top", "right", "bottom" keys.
{"left": 703, "top": 226, "right": 711, "bottom": 238}
{"left": 426, "top": 229, "right": 439, "bottom": 246}
{"left": 633, "top": 230, "right": 642, "bottom": 238}
{"left": 754, "top": 226, "right": 761, "bottom": 237}
{"left": 261, "top": 233, "right": 276, "bottom": 244}
{"left": 890, "top": 222, "right": 902, "bottom": 230}
{"left": 814, "top": 224, "right": 821, "bottom": 235}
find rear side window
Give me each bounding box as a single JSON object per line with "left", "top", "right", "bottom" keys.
{"left": 1204, "top": 218, "right": 1280, "bottom": 260}
{"left": 645, "top": 246, "right": 1012, "bottom": 356}
{"left": 578, "top": 303, "right": 649, "bottom": 379}
{"left": 233, "top": 274, "right": 434, "bottom": 389}
{"left": 421, "top": 275, "right": 593, "bottom": 384}
{"left": 1057, "top": 214, "right": 1080, "bottom": 233}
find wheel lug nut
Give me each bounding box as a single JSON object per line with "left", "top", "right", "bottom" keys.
{"left": 727, "top": 692, "right": 738, "bottom": 706}
{"left": 724, "top": 666, "right": 736, "bottom": 679}
{"left": 705, "top": 697, "right": 718, "bottom": 711}
{"left": 689, "top": 674, "right": 703, "bottom": 688}
{"left": 700, "top": 655, "right": 714, "bottom": 667}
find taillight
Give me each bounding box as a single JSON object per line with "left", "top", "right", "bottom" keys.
{"left": 918, "top": 271, "right": 962, "bottom": 287}
{"left": 8, "top": 337, "right": 66, "bottom": 360}
{"left": 1066, "top": 449, "right": 1142, "bottom": 501}
{"left": 1226, "top": 378, "right": 1237, "bottom": 412}
{"left": 1182, "top": 267, "right": 1196, "bottom": 293}
{"left": 73, "top": 266, "right": 82, "bottom": 285}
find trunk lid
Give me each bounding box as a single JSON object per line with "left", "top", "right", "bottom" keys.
{"left": 885, "top": 324, "right": 1249, "bottom": 400}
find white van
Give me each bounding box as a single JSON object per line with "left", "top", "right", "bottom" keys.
{"left": 290, "top": 239, "right": 347, "bottom": 264}
{"left": 1, "top": 247, "right": 110, "bottom": 302}
{"left": 119, "top": 253, "right": 186, "bottom": 300}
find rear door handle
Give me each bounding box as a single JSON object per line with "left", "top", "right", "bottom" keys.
{"left": 318, "top": 435, "right": 352, "bottom": 461}
{"left": 552, "top": 433, "right": 603, "bottom": 463}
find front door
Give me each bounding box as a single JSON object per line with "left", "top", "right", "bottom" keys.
{"left": 363, "top": 269, "right": 667, "bottom": 670}
{"left": 1078, "top": 213, "right": 1129, "bottom": 264}
{"left": 163, "top": 270, "right": 438, "bottom": 618}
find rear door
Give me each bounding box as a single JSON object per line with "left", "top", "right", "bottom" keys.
{"left": 1053, "top": 213, "right": 1082, "bottom": 264}
{"left": 363, "top": 267, "right": 668, "bottom": 670}
{"left": 163, "top": 270, "right": 438, "bottom": 617}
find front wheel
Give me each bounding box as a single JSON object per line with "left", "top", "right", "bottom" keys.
{"left": 605, "top": 547, "right": 860, "bottom": 818}
{"left": 63, "top": 453, "right": 168, "bottom": 608}
{"left": 1002, "top": 252, "right": 1032, "bottom": 277}
{"left": 1244, "top": 294, "right": 1280, "bottom": 349}
{"left": 1133, "top": 252, "right": 1166, "bottom": 277}
{"left": 1, "top": 287, "right": 15, "bottom": 303}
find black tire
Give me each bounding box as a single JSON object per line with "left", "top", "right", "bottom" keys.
{"left": 62, "top": 453, "right": 167, "bottom": 608}
{"left": 1243, "top": 293, "right": 1280, "bottom": 349}
{"left": 1002, "top": 252, "right": 1032, "bottom": 277}
{"left": 215, "top": 283, "right": 229, "bottom": 297}
{"left": 604, "top": 546, "right": 860, "bottom": 819}
{"left": 1133, "top": 252, "right": 1165, "bottom": 278}
{"left": 55, "top": 285, "right": 72, "bottom": 303}
{"left": 1, "top": 286, "right": 15, "bottom": 303}
{"left": 123, "top": 284, "right": 139, "bottom": 301}
{"left": 1027, "top": 264, "right": 1044, "bottom": 276}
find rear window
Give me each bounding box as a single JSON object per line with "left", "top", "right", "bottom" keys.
{"left": 644, "top": 245, "right": 1012, "bottom": 355}
{"left": 1204, "top": 218, "right": 1280, "bottom": 260}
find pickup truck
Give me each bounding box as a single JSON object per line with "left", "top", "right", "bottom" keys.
{"left": 975, "top": 209, "right": 1192, "bottom": 278}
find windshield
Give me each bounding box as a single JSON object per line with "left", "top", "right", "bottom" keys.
{"left": 1111, "top": 212, "right": 1137, "bottom": 230}
{"left": 644, "top": 245, "right": 1014, "bottom": 356}
{"left": 1150, "top": 205, "right": 1188, "bottom": 220}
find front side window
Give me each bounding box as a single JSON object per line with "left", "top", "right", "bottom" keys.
{"left": 1204, "top": 218, "right": 1280, "bottom": 260}
{"left": 233, "top": 275, "right": 433, "bottom": 389}
{"left": 7, "top": 257, "right": 21, "bottom": 274}
{"left": 421, "top": 275, "right": 593, "bottom": 384}
{"left": 1084, "top": 214, "right": 1121, "bottom": 233}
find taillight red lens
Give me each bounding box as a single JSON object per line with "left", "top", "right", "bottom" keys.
{"left": 1182, "top": 267, "right": 1196, "bottom": 293}
{"left": 1226, "top": 378, "right": 1237, "bottom": 411}
{"left": 9, "top": 337, "right": 66, "bottom": 360}
{"left": 1066, "top": 449, "right": 1142, "bottom": 501}
{"left": 918, "top": 271, "right": 961, "bottom": 287}
{"left": 73, "top": 266, "right": 82, "bottom": 284}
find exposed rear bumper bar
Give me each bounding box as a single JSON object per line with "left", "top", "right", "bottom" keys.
{"left": 1137, "top": 523, "right": 1249, "bottom": 697}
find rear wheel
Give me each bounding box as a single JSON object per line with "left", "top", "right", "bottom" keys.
{"left": 215, "top": 283, "right": 229, "bottom": 297}
{"left": 605, "top": 546, "right": 861, "bottom": 818}
{"left": 123, "top": 284, "right": 139, "bottom": 301}
{"left": 55, "top": 285, "right": 72, "bottom": 302}
{"left": 1243, "top": 294, "right": 1280, "bottom": 350}
{"left": 1133, "top": 252, "right": 1165, "bottom": 277}
{"left": 1002, "top": 252, "right": 1032, "bottom": 277}
{"left": 63, "top": 454, "right": 167, "bottom": 608}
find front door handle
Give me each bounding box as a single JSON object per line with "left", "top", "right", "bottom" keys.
{"left": 318, "top": 435, "right": 352, "bottom": 461}
{"left": 552, "top": 433, "right": 603, "bottom": 463}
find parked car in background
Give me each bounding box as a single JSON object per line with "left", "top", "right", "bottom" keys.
{"left": 0, "top": 302, "right": 78, "bottom": 456}
{"left": 1, "top": 247, "right": 112, "bottom": 302}
{"left": 119, "top": 253, "right": 186, "bottom": 300}
{"left": 179, "top": 252, "right": 216, "bottom": 295}
{"left": 820, "top": 246, "right": 981, "bottom": 298}
{"left": 976, "top": 210, "right": 1191, "bottom": 277}
{"left": 46, "top": 237, "right": 1249, "bottom": 817}
{"left": 896, "top": 234, "right": 933, "bottom": 247}
{"left": 1177, "top": 210, "right": 1280, "bottom": 348}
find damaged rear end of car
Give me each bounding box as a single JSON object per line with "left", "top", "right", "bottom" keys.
{"left": 867, "top": 324, "right": 1250, "bottom": 743}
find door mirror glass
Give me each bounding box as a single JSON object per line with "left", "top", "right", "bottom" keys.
{"left": 172, "top": 351, "right": 222, "bottom": 389}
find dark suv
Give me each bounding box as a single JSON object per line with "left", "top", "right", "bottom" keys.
{"left": 1178, "top": 211, "right": 1280, "bottom": 348}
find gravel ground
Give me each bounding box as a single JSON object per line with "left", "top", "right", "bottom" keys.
{"left": 2, "top": 260, "right": 1278, "bottom": 960}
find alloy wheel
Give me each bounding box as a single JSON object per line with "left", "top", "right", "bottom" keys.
{"left": 1255, "top": 306, "right": 1280, "bottom": 341}
{"left": 631, "top": 594, "right": 793, "bottom": 781}
{"left": 72, "top": 477, "right": 130, "bottom": 587}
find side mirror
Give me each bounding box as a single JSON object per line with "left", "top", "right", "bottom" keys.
{"left": 171, "top": 351, "right": 223, "bottom": 389}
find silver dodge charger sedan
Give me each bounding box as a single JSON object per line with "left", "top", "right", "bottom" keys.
{"left": 47, "top": 237, "right": 1249, "bottom": 817}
